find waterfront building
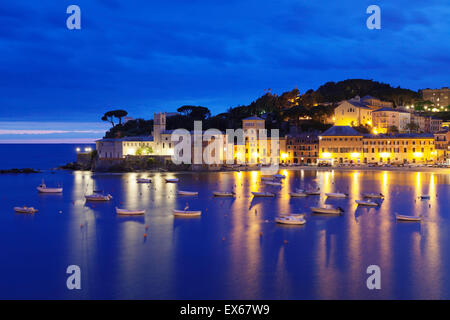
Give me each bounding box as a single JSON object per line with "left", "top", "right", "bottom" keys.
{"left": 285, "top": 134, "right": 319, "bottom": 164}
{"left": 434, "top": 130, "right": 450, "bottom": 163}
{"left": 318, "top": 126, "right": 437, "bottom": 165}
{"left": 334, "top": 97, "right": 373, "bottom": 127}
{"left": 362, "top": 133, "right": 436, "bottom": 164}
{"left": 318, "top": 126, "right": 364, "bottom": 165}
{"left": 372, "top": 107, "right": 411, "bottom": 133}
{"left": 421, "top": 87, "right": 449, "bottom": 108}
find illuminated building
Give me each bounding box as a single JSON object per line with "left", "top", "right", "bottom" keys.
{"left": 372, "top": 107, "right": 411, "bottom": 133}
{"left": 434, "top": 130, "right": 450, "bottom": 163}
{"left": 285, "top": 134, "right": 319, "bottom": 164}
{"left": 318, "top": 126, "right": 364, "bottom": 165}
{"left": 421, "top": 87, "right": 449, "bottom": 108}
{"left": 334, "top": 96, "right": 373, "bottom": 126}
{"left": 319, "top": 126, "right": 438, "bottom": 165}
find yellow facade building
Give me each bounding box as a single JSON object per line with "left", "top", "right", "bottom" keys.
{"left": 334, "top": 98, "right": 373, "bottom": 127}
{"left": 319, "top": 126, "right": 437, "bottom": 165}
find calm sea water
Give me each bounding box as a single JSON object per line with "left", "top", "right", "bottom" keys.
{"left": 0, "top": 165, "right": 449, "bottom": 299}
{"left": 0, "top": 144, "right": 94, "bottom": 169}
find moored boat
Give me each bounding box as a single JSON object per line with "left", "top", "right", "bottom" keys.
{"left": 116, "top": 207, "right": 145, "bottom": 216}
{"left": 173, "top": 209, "right": 202, "bottom": 217}
{"left": 37, "top": 182, "right": 62, "bottom": 193}
{"left": 265, "top": 181, "right": 282, "bottom": 186}
{"left": 275, "top": 216, "right": 306, "bottom": 225}
{"left": 355, "top": 200, "right": 378, "bottom": 207}
{"left": 363, "top": 192, "right": 384, "bottom": 199}
{"left": 420, "top": 195, "right": 430, "bottom": 200}
{"left": 395, "top": 213, "right": 422, "bottom": 221}
{"left": 325, "top": 192, "right": 348, "bottom": 198}
{"left": 137, "top": 178, "right": 151, "bottom": 183}
{"left": 273, "top": 174, "right": 286, "bottom": 179}
{"left": 213, "top": 191, "right": 235, "bottom": 197}
{"left": 165, "top": 178, "right": 179, "bottom": 183}
{"left": 252, "top": 191, "right": 275, "bottom": 197}
{"left": 311, "top": 206, "right": 344, "bottom": 214}
{"left": 261, "top": 177, "right": 273, "bottom": 181}
{"left": 14, "top": 206, "right": 38, "bottom": 214}
{"left": 85, "top": 193, "right": 113, "bottom": 201}
{"left": 177, "top": 190, "right": 199, "bottom": 196}
{"left": 305, "top": 188, "right": 321, "bottom": 195}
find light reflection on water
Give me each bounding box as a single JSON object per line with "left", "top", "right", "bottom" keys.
{"left": 0, "top": 169, "right": 449, "bottom": 299}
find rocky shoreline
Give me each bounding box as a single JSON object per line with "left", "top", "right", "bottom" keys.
{"left": 0, "top": 168, "right": 40, "bottom": 174}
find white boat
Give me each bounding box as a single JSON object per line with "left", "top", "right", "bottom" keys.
{"left": 14, "top": 206, "right": 38, "bottom": 214}
{"left": 325, "top": 192, "right": 348, "bottom": 198}
{"left": 213, "top": 191, "right": 235, "bottom": 197}
{"left": 252, "top": 191, "right": 275, "bottom": 197}
{"left": 305, "top": 189, "right": 321, "bottom": 195}
{"left": 137, "top": 178, "right": 151, "bottom": 183}
{"left": 311, "top": 206, "right": 344, "bottom": 214}
{"left": 165, "top": 178, "right": 179, "bottom": 183}
{"left": 420, "top": 195, "right": 430, "bottom": 200}
{"left": 265, "top": 181, "right": 282, "bottom": 186}
{"left": 173, "top": 209, "right": 202, "bottom": 217}
{"left": 355, "top": 200, "right": 378, "bottom": 207}
{"left": 363, "top": 192, "right": 384, "bottom": 199}
{"left": 395, "top": 213, "right": 422, "bottom": 221}
{"left": 178, "top": 190, "right": 198, "bottom": 196}
{"left": 37, "top": 183, "right": 62, "bottom": 193}
{"left": 85, "top": 193, "right": 113, "bottom": 201}
{"left": 275, "top": 216, "right": 306, "bottom": 225}
{"left": 273, "top": 174, "right": 286, "bottom": 179}
{"left": 115, "top": 207, "right": 145, "bottom": 216}
{"left": 290, "top": 191, "right": 307, "bottom": 197}
{"left": 280, "top": 213, "right": 306, "bottom": 218}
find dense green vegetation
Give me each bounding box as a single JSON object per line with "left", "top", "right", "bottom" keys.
{"left": 102, "top": 79, "right": 444, "bottom": 139}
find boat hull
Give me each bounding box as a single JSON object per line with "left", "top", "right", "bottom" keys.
{"left": 116, "top": 208, "right": 145, "bottom": 216}
{"left": 252, "top": 192, "right": 275, "bottom": 197}
{"left": 363, "top": 193, "right": 384, "bottom": 199}
{"left": 213, "top": 192, "right": 235, "bottom": 197}
{"left": 325, "top": 193, "right": 347, "bottom": 198}
{"left": 311, "top": 207, "right": 342, "bottom": 214}
{"left": 178, "top": 191, "right": 198, "bottom": 196}
{"left": 290, "top": 192, "right": 307, "bottom": 197}
{"left": 275, "top": 217, "right": 306, "bottom": 225}
{"left": 14, "top": 207, "right": 37, "bottom": 214}
{"left": 173, "top": 209, "right": 201, "bottom": 217}
{"left": 355, "top": 200, "right": 378, "bottom": 207}
{"left": 37, "top": 187, "right": 62, "bottom": 193}
{"left": 396, "top": 214, "right": 421, "bottom": 221}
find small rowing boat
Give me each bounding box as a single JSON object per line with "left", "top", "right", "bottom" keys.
{"left": 311, "top": 206, "right": 344, "bottom": 214}
{"left": 420, "top": 195, "right": 430, "bottom": 200}
{"left": 261, "top": 177, "right": 273, "bottom": 181}
{"left": 275, "top": 216, "right": 306, "bottom": 225}
{"left": 116, "top": 207, "right": 145, "bottom": 216}
{"left": 14, "top": 206, "right": 38, "bottom": 214}
{"left": 265, "top": 181, "right": 282, "bottom": 186}
{"left": 305, "top": 189, "right": 320, "bottom": 195}
{"left": 37, "top": 182, "right": 62, "bottom": 193}
{"left": 395, "top": 213, "right": 422, "bottom": 222}
{"left": 137, "top": 178, "right": 151, "bottom": 183}
{"left": 273, "top": 174, "right": 286, "bottom": 179}
{"left": 85, "top": 193, "right": 113, "bottom": 201}
{"left": 165, "top": 178, "right": 179, "bottom": 183}
{"left": 325, "top": 192, "right": 348, "bottom": 198}
{"left": 178, "top": 190, "right": 198, "bottom": 196}
{"left": 173, "top": 209, "right": 202, "bottom": 217}
{"left": 252, "top": 191, "right": 275, "bottom": 197}
{"left": 213, "top": 191, "right": 235, "bottom": 197}
{"left": 363, "top": 192, "right": 384, "bottom": 199}
{"left": 355, "top": 200, "right": 378, "bottom": 207}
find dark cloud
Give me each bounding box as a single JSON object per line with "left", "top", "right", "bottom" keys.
{"left": 0, "top": 0, "right": 448, "bottom": 122}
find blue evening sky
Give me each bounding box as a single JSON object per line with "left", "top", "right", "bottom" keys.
{"left": 0, "top": 0, "right": 448, "bottom": 142}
